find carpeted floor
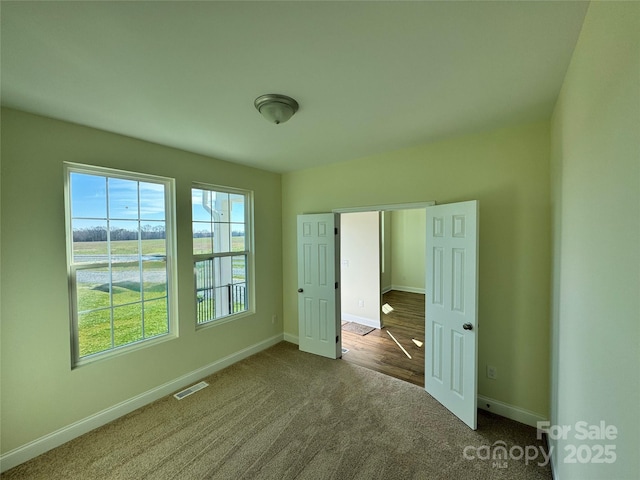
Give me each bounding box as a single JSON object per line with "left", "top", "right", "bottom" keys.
{"left": 2, "top": 342, "right": 552, "bottom": 479}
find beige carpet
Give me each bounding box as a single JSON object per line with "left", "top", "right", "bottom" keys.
{"left": 2, "top": 342, "right": 551, "bottom": 479}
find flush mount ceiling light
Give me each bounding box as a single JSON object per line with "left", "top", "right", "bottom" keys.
{"left": 254, "top": 94, "right": 299, "bottom": 125}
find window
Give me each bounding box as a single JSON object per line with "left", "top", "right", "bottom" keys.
{"left": 65, "top": 164, "right": 175, "bottom": 365}
{"left": 192, "top": 184, "right": 252, "bottom": 325}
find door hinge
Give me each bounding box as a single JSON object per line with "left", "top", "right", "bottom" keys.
{"left": 336, "top": 335, "right": 339, "bottom": 343}
{"left": 335, "top": 282, "right": 339, "bottom": 289}
{"left": 335, "top": 227, "right": 338, "bottom": 235}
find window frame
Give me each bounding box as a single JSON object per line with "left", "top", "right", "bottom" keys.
{"left": 64, "top": 162, "right": 178, "bottom": 367}
{"left": 191, "top": 182, "right": 255, "bottom": 327}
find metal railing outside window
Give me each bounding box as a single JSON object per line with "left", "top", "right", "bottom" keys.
{"left": 192, "top": 184, "right": 252, "bottom": 325}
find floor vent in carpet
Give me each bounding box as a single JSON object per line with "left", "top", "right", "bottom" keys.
{"left": 174, "top": 381, "right": 209, "bottom": 400}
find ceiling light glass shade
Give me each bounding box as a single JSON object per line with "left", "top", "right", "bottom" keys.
{"left": 254, "top": 94, "right": 299, "bottom": 125}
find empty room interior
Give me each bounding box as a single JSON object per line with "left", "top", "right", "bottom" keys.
{"left": 1, "top": 2, "right": 638, "bottom": 479}
{"left": 339, "top": 208, "right": 428, "bottom": 386}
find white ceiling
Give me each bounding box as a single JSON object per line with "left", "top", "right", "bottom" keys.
{"left": 1, "top": 1, "right": 589, "bottom": 173}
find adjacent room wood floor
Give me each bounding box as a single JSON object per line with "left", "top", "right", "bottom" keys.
{"left": 341, "top": 290, "right": 425, "bottom": 387}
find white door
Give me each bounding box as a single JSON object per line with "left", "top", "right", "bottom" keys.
{"left": 297, "top": 214, "right": 341, "bottom": 359}
{"left": 425, "top": 201, "right": 479, "bottom": 429}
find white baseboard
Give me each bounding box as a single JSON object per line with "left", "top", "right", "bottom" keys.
{"left": 390, "top": 285, "right": 426, "bottom": 295}
{"left": 341, "top": 313, "right": 381, "bottom": 329}
{"left": 0, "top": 333, "right": 284, "bottom": 473}
{"left": 283, "top": 332, "right": 299, "bottom": 345}
{"left": 477, "top": 394, "right": 547, "bottom": 428}
{"left": 381, "top": 285, "right": 393, "bottom": 294}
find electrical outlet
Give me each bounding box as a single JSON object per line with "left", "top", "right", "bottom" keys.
{"left": 358, "top": 300, "right": 364, "bottom": 307}
{"left": 487, "top": 365, "right": 497, "bottom": 380}
{"left": 272, "top": 314, "right": 277, "bottom": 324}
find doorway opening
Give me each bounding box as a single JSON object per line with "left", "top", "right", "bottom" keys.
{"left": 336, "top": 204, "right": 430, "bottom": 387}
{"left": 298, "top": 200, "right": 479, "bottom": 428}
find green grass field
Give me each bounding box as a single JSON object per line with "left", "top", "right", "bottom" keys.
{"left": 76, "top": 238, "right": 169, "bottom": 357}
{"left": 75, "top": 237, "right": 245, "bottom": 257}
{"left": 75, "top": 236, "right": 246, "bottom": 357}
{"left": 74, "top": 238, "right": 166, "bottom": 256}
{"left": 78, "top": 282, "right": 168, "bottom": 358}
{"left": 193, "top": 236, "right": 245, "bottom": 254}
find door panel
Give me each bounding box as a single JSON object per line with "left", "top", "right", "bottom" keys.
{"left": 425, "top": 201, "right": 478, "bottom": 429}
{"left": 297, "top": 214, "right": 340, "bottom": 359}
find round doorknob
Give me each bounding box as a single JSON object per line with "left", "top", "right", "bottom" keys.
{"left": 463, "top": 323, "right": 473, "bottom": 331}
{"left": 298, "top": 288, "right": 303, "bottom": 293}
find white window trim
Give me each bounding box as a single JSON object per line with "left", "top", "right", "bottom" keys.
{"left": 64, "top": 162, "right": 178, "bottom": 368}
{"left": 192, "top": 182, "right": 255, "bottom": 328}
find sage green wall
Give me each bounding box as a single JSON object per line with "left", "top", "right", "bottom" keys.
{"left": 0, "top": 108, "right": 283, "bottom": 453}
{"left": 282, "top": 120, "right": 551, "bottom": 416}
{"left": 390, "top": 209, "right": 426, "bottom": 293}
{"left": 550, "top": 2, "right": 640, "bottom": 478}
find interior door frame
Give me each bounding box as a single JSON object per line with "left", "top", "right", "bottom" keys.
{"left": 333, "top": 202, "right": 435, "bottom": 214}
{"left": 307, "top": 200, "right": 478, "bottom": 430}
{"left": 332, "top": 201, "right": 436, "bottom": 356}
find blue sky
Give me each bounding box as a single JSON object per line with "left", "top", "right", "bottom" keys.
{"left": 71, "top": 173, "right": 245, "bottom": 225}
{"left": 71, "top": 173, "right": 166, "bottom": 221}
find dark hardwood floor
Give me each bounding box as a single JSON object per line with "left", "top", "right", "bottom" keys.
{"left": 341, "top": 290, "right": 425, "bottom": 387}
